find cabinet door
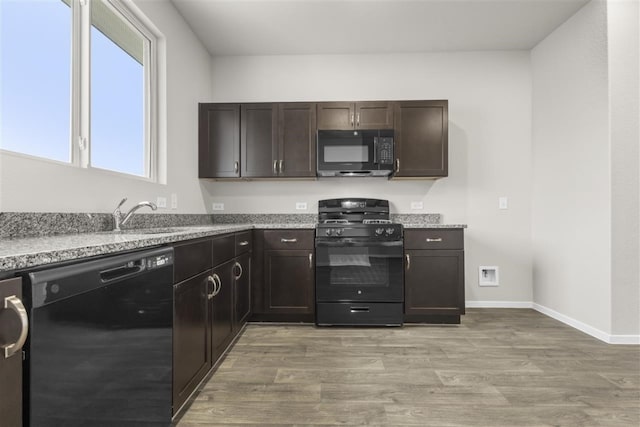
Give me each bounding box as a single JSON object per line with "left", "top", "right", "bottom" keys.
{"left": 210, "top": 260, "right": 234, "bottom": 363}
{"left": 404, "top": 249, "right": 464, "bottom": 317}
{"left": 233, "top": 252, "right": 251, "bottom": 331}
{"left": 0, "top": 277, "right": 24, "bottom": 427}
{"left": 173, "top": 271, "right": 211, "bottom": 413}
{"left": 264, "top": 249, "right": 314, "bottom": 314}
{"left": 278, "top": 103, "right": 317, "bottom": 177}
{"left": 355, "top": 101, "right": 393, "bottom": 129}
{"left": 199, "top": 103, "right": 240, "bottom": 178}
{"left": 393, "top": 100, "right": 448, "bottom": 177}
{"left": 241, "top": 103, "right": 277, "bottom": 177}
{"left": 317, "top": 102, "right": 354, "bottom": 130}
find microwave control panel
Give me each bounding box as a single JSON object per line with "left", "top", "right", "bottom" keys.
{"left": 376, "top": 137, "right": 394, "bottom": 165}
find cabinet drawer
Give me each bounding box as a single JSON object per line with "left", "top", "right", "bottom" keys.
{"left": 212, "top": 233, "right": 235, "bottom": 267}
{"left": 173, "top": 239, "right": 212, "bottom": 283}
{"left": 404, "top": 229, "right": 463, "bottom": 250}
{"left": 235, "top": 230, "right": 253, "bottom": 255}
{"left": 316, "top": 302, "right": 403, "bottom": 326}
{"left": 264, "top": 230, "right": 314, "bottom": 250}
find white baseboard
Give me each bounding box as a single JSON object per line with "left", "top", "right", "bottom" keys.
{"left": 464, "top": 301, "right": 640, "bottom": 345}
{"left": 466, "top": 300, "right": 533, "bottom": 308}
{"left": 532, "top": 303, "right": 640, "bottom": 345}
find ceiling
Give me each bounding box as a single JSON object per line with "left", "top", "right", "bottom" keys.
{"left": 169, "top": 0, "right": 589, "bottom": 57}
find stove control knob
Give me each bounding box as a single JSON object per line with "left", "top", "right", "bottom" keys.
{"left": 335, "top": 229, "right": 343, "bottom": 236}
{"left": 386, "top": 228, "right": 395, "bottom": 235}
{"left": 325, "top": 228, "right": 333, "bottom": 236}
{"left": 375, "top": 228, "right": 384, "bottom": 236}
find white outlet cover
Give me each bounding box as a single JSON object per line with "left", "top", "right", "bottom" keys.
{"left": 499, "top": 196, "right": 508, "bottom": 210}
{"left": 156, "top": 197, "right": 167, "bottom": 208}
{"left": 411, "top": 201, "right": 424, "bottom": 210}
{"left": 295, "top": 202, "right": 307, "bottom": 210}
{"left": 170, "top": 193, "right": 178, "bottom": 209}
{"left": 212, "top": 203, "right": 224, "bottom": 211}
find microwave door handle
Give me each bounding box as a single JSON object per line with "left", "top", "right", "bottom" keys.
{"left": 373, "top": 137, "right": 378, "bottom": 164}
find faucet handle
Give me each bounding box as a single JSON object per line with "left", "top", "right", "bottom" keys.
{"left": 115, "top": 198, "right": 128, "bottom": 211}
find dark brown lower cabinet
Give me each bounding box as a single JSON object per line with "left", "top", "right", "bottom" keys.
{"left": 233, "top": 252, "right": 251, "bottom": 331}
{"left": 404, "top": 229, "right": 465, "bottom": 324}
{"left": 264, "top": 249, "right": 314, "bottom": 315}
{"left": 0, "top": 277, "right": 24, "bottom": 426}
{"left": 173, "top": 271, "right": 211, "bottom": 412}
{"left": 210, "top": 260, "right": 234, "bottom": 363}
{"left": 251, "top": 230, "right": 315, "bottom": 322}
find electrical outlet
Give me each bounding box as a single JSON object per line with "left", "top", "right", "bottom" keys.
{"left": 499, "top": 196, "right": 508, "bottom": 210}
{"left": 156, "top": 197, "right": 167, "bottom": 208}
{"left": 212, "top": 203, "right": 224, "bottom": 211}
{"left": 295, "top": 202, "right": 307, "bottom": 210}
{"left": 411, "top": 201, "right": 423, "bottom": 210}
{"left": 170, "top": 193, "right": 178, "bottom": 210}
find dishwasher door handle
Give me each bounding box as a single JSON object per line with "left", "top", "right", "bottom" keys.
{"left": 99, "top": 260, "right": 145, "bottom": 283}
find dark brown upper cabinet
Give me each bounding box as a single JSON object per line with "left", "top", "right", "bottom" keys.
{"left": 199, "top": 103, "right": 240, "bottom": 178}
{"left": 317, "top": 101, "right": 393, "bottom": 130}
{"left": 278, "top": 103, "right": 317, "bottom": 177}
{"left": 393, "top": 100, "right": 448, "bottom": 178}
{"left": 241, "top": 103, "right": 277, "bottom": 177}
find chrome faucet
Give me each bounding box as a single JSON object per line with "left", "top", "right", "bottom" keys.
{"left": 113, "top": 198, "right": 157, "bottom": 231}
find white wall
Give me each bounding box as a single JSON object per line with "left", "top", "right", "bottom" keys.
{"left": 608, "top": 0, "right": 640, "bottom": 337}
{"left": 205, "top": 52, "right": 533, "bottom": 304}
{"left": 0, "top": 0, "right": 212, "bottom": 214}
{"left": 531, "top": 0, "right": 612, "bottom": 335}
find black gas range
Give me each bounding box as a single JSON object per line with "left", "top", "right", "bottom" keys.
{"left": 315, "top": 198, "right": 404, "bottom": 326}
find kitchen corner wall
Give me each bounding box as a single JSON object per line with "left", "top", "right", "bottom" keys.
{"left": 204, "top": 51, "right": 533, "bottom": 305}
{"left": 0, "top": 0, "right": 212, "bottom": 214}
{"left": 532, "top": 0, "right": 639, "bottom": 340}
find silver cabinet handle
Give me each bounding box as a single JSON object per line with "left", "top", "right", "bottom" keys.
{"left": 309, "top": 253, "right": 313, "bottom": 269}
{"left": 405, "top": 254, "right": 410, "bottom": 270}
{"left": 2, "top": 295, "right": 28, "bottom": 359}
{"left": 206, "top": 275, "right": 216, "bottom": 300}
{"left": 395, "top": 159, "right": 400, "bottom": 173}
{"left": 350, "top": 113, "right": 354, "bottom": 126}
{"left": 426, "top": 238, "right": 443, "bottom": 242}
{"left": 238, "top": 240, "right": 249, "bottom": 246}
{"left": 234, "top": 161, "right": 239, "bottom": 174}
{"left": 279, "top": 160, "right": 283, "bottom": 173}
{"left": 273, "top": 160, "right": 278, "bottom": 174}
{"left": 213, "top": 274, "right": 222, "bottom": 296}
{"left": 356, "top": 113, "right": 360, "bottom": 127}
{"left": 234, "top": 261, "right": 243, "bottom": 280}
{"left": 280, "top": 238, "right": 298, "bottom": 243}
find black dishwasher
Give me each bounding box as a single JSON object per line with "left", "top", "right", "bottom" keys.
{"left": 24, "top": 247, "right": 174, "bottom": 426}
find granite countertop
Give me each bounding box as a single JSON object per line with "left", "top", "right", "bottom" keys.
{"left": 0, "top": 223, "right": 316, "bottom": 273}
{"left": 0, "top": 217, "right": 464, "bottom": 273}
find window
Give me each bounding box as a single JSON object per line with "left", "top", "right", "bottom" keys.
{"left": 0, "top": 0, "right": 159, "bottom": 180}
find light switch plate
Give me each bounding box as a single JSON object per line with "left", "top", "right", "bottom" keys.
{"left": 499, "top": 196, "right": 508, "bottom": 210}
{"left": 212, "top": 203, "right": 224, "bottom": 211}
{"left": 170, "top": 193, "right": 178, "bottom": 209}
{"left": 295, "top": 202, "right": 307, "bottom": 210}
{"left": 411, "top": 201, "right": 424, "bottom": 210}
{"left": 156, "top": 197, "right": 167, "bottom": 208}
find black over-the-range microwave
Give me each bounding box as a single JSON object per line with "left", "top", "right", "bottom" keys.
{"left": 316, "top": 129, "right": 394, "bottom": 177}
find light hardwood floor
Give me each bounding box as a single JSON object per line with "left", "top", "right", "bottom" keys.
{"left": 176, "top": 309, "right": 640, "bottom": 426}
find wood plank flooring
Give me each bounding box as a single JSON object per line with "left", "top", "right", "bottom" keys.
{"left": 176, "top": 309, "right": 640, "bottom": 426}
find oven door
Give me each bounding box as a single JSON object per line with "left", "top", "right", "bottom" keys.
{"left": 315, "top": 238, "right": 404, "bottom": 302}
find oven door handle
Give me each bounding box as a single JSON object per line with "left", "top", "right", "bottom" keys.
{"left": 315, "top": 239, "right": 403, "bottom": 248}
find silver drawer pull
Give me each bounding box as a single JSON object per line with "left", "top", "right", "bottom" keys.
{"left": 280, "top": 238, "right": 298, "bottom": 243}
{"left": 426, "top": 238, "right": 443, "bottom": 242}
{"left": 309, "top": 253, "right": 313, "bottom": 269}
{"left": 2, "top": 295, "right": 28, "bottom": 359}
{"left": 405, "top": 254, "right": 410, "bottom": 270}
{"left": 206, "top": 275, "right": 216, "bottom": 300}
{"left": 350, "top": 307, "right": 370, "bottom": 313}
{"left": 238, "top": 241, "right": 249, "bottom": 246}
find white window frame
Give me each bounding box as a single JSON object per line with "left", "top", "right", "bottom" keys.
{"left": 1, "top": 0, "right": 163, "bottom": 183}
